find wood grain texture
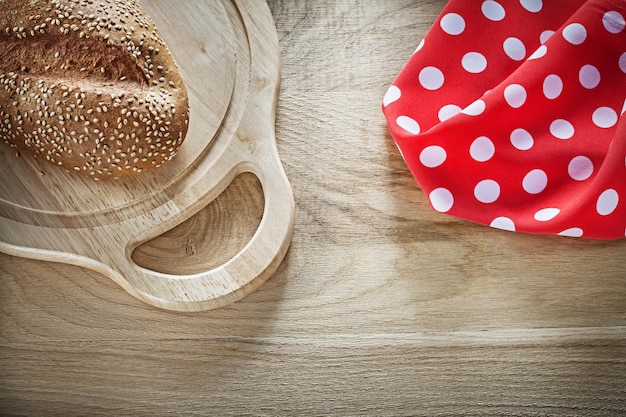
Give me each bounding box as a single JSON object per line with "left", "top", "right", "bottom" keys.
{"left": 1, "top": 0, "right": 626, "bottom": 415}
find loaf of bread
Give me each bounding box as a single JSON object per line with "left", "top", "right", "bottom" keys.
{"left": 0, "top": 0, "right": 189, "bottom": 178}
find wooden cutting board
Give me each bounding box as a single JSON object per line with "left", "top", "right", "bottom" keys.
{"left": 0, "top": 0, "right": 295, "bottom": 311}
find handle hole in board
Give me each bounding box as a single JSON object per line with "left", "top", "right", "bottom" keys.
{"left": 131, "top": 172, "right": 264, "bottom": 275}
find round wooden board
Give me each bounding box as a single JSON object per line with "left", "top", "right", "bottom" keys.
{"left": 0, "top": 0, "right": 295, "bottom": 311}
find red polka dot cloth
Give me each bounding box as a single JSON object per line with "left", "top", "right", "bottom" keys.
{"left": 382, "top": 0, "right": 625, "bottom": 240}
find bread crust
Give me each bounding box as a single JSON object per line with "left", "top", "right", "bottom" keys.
{"left": 0, "top": 0, "right": 190, "bottom": 178}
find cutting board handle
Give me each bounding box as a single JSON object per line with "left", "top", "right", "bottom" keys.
{"left": 113, "top": 145, "right": 294, "bottom": 311}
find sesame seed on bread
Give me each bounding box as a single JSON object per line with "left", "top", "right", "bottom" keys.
{"left": 0, "top": 0, "right": 189, "bottom": 178}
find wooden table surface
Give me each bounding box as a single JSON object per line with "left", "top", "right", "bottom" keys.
{"left": 1, "top": 1, "right": 625, "bottom": 415}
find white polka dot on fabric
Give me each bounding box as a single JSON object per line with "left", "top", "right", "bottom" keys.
{"left": 474, "top": 179, "right": 501, "bottom": 203}
{"left": 510, "top": 128, "right": 534, "bottom": 150}
{"left": 540, "top": 30, "right": 555, "bottom": 44}
{"left": 534, "top": 208, "right": 560, "bottom": 221}
{"left": 470, "top": 136, "right": 495, "bottom": 162}
{"left": 520, "top": 0, "right": 542, "bottom": 13}
{"left": 503, "top": 37, "right": 527, "bottom": 61}
{"left": 543, "top": 74, "right": 563, "bottom": 99}
{"left": 622, "top": 98, "right": 626, "bottom": 115}
{"left": 490, "top": 216, "right": 516, "bottom": 231}
{"left": 620, "top": 52, "right": 626, "bottom": 73}
{"left": 596, "top": 189, "right": 619, "bottom": 216}
{"left": 462, "top": 52, "right": 488, "bottom": 73}
{"left": 383, "top": 85, "right": 401, "bottom": 107}
{"left": 568, "top": 156, "right": 594, "bottom": 181}
{"left": 430, "top": 188, "right": 454, "bottom": 212}
{"left": 414, "top": 38, "right": 425, "bottom": 54}
{"left": 562, "top": 23, "right": 587, "bottom": 45}
{"left": 396, "top": 116, "right": 421, "bottom": 135}
{"left": 550, "top": 119, "right": 575, "bottom": 139}
{"left": 603, "top": 11, "right": 625, "bottom": 34}
{"left": 482, "top": 1, "right": 506, "bottom": 21}
{"left": 528, "top": 45, "right": 547, "bottom": 60}
{"left": 440, "top": 13, "right": 466, "bottom": 35}
{"left": 592, "top": 106, "right": 618, "bottom": 128}
{"left": 579, "top": 64, "right": 601, "bottom": 89}
{"left": 419, "top": 66, "right": 445, "bottom": 90}
{"left": 504, "top": 84, "right": 527, "bottom": 108}
{"left": 462, "top": 99, "right": 486, "bottom": 116}
{"left": 558, "top": 227, "right": 584, "bottom": 237}
{"left": 420, "top": 145, "right": 447, "bottom": 168}
{"left": 522, "top": 169, "right": 548, "bottom": 194}
{"left": 438, "top": 104, "right": 462, "bottom": 122}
